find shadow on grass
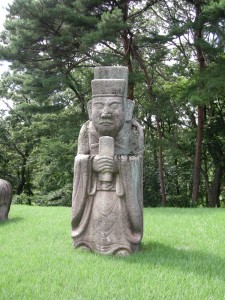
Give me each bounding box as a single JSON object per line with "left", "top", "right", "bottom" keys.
{"left": 0, "top": 217, "right": 23, "bottom": 226}
{"left": 122, "top": 241, "right": 225, "bottom": 281}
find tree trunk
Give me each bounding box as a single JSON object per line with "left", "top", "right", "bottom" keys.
{"left": 209, "top": 165, "right": 223, "bottom": 207}
{"left": 175, "top": 159, "right": 180, "bottom": 195}
{"left": 191, "top": 1, "right": 206, "bottom": 205}
{"left": 120, "top": 3, "right": 134, "bottom": 100}
{"left": 16, "top": 148, "right": 30, "bottom": 196}
{"left": 202, "top": 165, "right": 223, "bottom": 207}
{"left": 17, "top": 156, "right": 27, "bottom": 195}
{"left": 132, "top": 41, "right": 167, "bottom": 206}
{"left": 192, "top": 106, "right": 204, "bottom": 205}
{"left": 156, "top": 118, "right": 167, "bottom": 206}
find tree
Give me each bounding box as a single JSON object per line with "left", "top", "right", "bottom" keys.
{"left": 1, "top": 0, "right": 166, "bottom": 205}
{"left": 1, "top": 0, "right": 224, "bottom": 207}
{"left": 139, "top": 0, "right": 225, "bottom": 206}
{"left": 0, "top": 70, "right": 87, "bottom": 205}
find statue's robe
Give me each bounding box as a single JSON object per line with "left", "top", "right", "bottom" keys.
{"left": 71, "top": 120, "right": 144, "bottom": 254}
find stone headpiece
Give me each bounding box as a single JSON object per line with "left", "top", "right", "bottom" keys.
{"left": 91, "top": 79, "right": 126, "bottom": 98}
{"left": 94, "top": 66, "right": 128, "bottom": 98}
{"left": 88, "top": 66, "right": 134, "bottom": 121}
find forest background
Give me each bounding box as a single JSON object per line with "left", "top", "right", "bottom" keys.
{"left": 0, "top": 0, "right": 224, "bottom": 208}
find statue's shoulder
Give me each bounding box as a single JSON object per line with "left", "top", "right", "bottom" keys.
{"left": 129, "top": 118, "right": 144, "bottom": 154}
{"left": 131, "top": 118, "right": 143, "bottom": 133}
{"left": 77, "top": 121, "right": 91, "bottom": 154}
{"left": 79, "top": 120, "right": 90, "bottom": 133}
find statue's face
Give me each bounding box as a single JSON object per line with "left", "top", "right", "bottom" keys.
{"left": 92, "top": 97, "right": 125, "bottom": 137}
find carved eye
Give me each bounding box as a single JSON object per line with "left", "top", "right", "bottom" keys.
{"left": 110, "top": 103, "right": 121, "bottom": 109}
{"left": 93, "top": 102, "right": 104, "bottom": 109}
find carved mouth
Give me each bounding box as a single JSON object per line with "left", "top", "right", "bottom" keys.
{"left": 100, "top": 121, "right": 113, "bottom": 126}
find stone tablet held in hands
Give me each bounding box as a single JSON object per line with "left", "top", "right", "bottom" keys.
{"left": 98, "top": 136, "right": 114, "bottom": 182}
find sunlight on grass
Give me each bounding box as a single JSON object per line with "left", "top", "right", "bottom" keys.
{"left": 0, "top": 205, "right": 224, "bottom": 299}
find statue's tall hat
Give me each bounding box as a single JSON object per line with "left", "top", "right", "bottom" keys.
{"left": 91, "top": 79, "right": 126, "bottom": 98}
{"left": 91, "top": 66, "right": 128, "bottom": 99}
{"left": 94, "top": 66, "right": 128, "bottom": 97}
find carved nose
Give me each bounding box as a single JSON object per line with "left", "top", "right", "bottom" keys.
{"left": 101, "top": 112, "right": 112, "bottom": 118}
{"left": 101, "top": 106, "right": 112, "bottom": 118}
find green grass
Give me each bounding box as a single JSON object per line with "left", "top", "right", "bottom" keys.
{"left": 0, "top": 205, "right": 224, "bottom": 300}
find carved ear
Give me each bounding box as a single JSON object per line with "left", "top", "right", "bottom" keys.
{"left": 87, "top": 100, "right": 92, "bottom": 120}
{"left": 125, "top": 99, "right": 134, "bottom": 121}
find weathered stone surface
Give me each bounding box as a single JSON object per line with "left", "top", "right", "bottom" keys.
{"left": 0, "top": 179, "right": 13, "bottom": 221}
{"left": 71, "top": 66, "right": 144, "bottom": 255}
{"left": 98, "top": 136, "right": 114, "bottom": 182}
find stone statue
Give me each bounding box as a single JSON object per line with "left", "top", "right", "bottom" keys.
{"left": 71, "top": 66, "right": 144, "bottom": 256}
{"left": 0, "top": 179, "right": 13, "bottom": 221}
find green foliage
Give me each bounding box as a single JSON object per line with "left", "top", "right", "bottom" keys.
{"left": 183, "top": 60, "right": 225, "bottom": 106}
{"left": 0, "top": 0, "right": 225, "bottom": 207}
{"left": 143, "top": 149, "right": 161, "bottom": 207}
{"left": 0, "top": 70, "right": 84, "bottom": 202}
{"left": 98, "top": 8, "right": 128, "bottom": 38}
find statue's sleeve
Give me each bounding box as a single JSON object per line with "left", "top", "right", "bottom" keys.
{"left": 118, "top": 155, "right": 143, "bottom": 244}
{"left": 77, "top": 121, "right": 90, "bottom": 154}
{"left": 72, "top": 154, "right": 92, "bottom": 237}
{"left": 130, "top": 119, "right": 144, "bottom": 155}
{"left": 72, "top": 120, "right": 96, "bottom": 238}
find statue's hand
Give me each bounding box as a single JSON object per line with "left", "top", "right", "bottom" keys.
{"left": 93, "top": 155, "right": 117, "bottom": 173}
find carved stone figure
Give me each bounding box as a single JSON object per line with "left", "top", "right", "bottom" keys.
{"left": 0, "top": 179, "right": 13, "bottom": 221}
{"left": 71, "top": 66, "right": 144, "bottom": 255}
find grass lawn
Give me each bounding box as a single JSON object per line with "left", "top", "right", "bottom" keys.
{"left": 0, "top": 205, "right": 224, "bottom": 300}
